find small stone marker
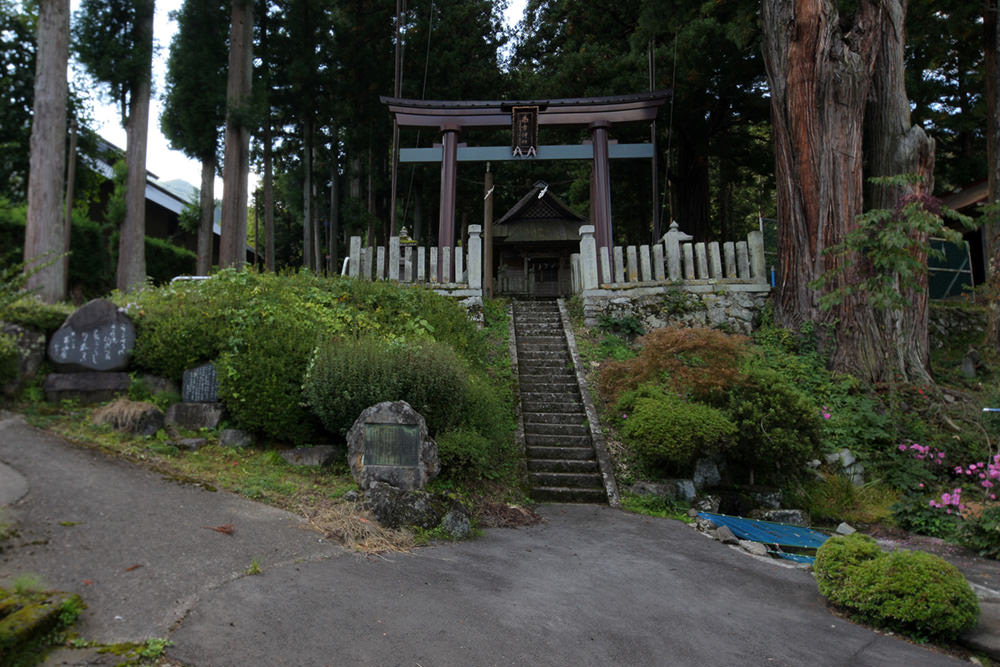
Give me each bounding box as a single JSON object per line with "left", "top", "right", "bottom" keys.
{"left": 47, "top": 299, "right": 135, "bottom": 372}
{"left": 182, "top": 363, "right": 218, "bottom": 403}
{"left": 347, "top": 401, "right": 439, "bottom": 491}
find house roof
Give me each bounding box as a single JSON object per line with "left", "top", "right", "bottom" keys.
{"left": 940, "top": 181, "right": 988, "bottom": 212}
{"left": 493, "top": 181, "right": 586, "bottom": 244}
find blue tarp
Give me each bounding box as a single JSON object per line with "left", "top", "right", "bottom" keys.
{"left": 697, "top": 512, "right": 830, "bottom": 551}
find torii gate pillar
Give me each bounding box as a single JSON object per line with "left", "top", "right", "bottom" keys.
{"left": 437, "top": 124, "right": 460, "bottom": 281}
{"left": 590, "top": 120, "right": 613, "bottom": 266}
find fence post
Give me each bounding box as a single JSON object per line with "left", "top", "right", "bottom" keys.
{"left": 748, "top": 230, "right": 767, "bottom": 283}
{"left": 467, "top": 225, "right": 482, "bottom": 290}
{"left": 579, "top": 225, "right": 599, "bottom": 290}
{"left": 349, "top": 236, "right": 361, "bottom": 278}
{"left": 389, "top": 237, "right": 400, "bottom": 281}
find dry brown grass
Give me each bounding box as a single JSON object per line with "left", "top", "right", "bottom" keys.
{"left": 91, "top": 398, "right": 159, "bottom": 431}
{"left": 296, "top": 498, "right": 415, "bottom": 554}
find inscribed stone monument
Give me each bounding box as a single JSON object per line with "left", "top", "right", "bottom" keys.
{"left": 182, "top": 363, "right": 218, "bottom": 403}
{"left": 47, "top": 299, "right": 135, "bottom": 372}
{"left": 346, "top": 401, "right": 439, "bottom": 491}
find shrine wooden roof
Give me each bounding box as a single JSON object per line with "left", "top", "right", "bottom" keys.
{"left": 381, "top": 91, "right": 670, "bottom": 128}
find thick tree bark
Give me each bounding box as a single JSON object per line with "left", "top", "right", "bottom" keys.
{"left": 303, "top": 118, "right": 313, "bottom": 270}
{"left": 197, "top": 158, "right": 215, "bottom": 275}
{"left": 24, "top": 0, "right": 69, "bottom": 304}
{"left": 116, "top": 0, "right": 154, "bottom": 293}
{"left": 986, "top": 1, "right": 1000, "bottom": 343}
{"left": 864, "top": 0, "right": 935, "bottom": 384}
{"left": 329, "top": 150, "right": 339, "bottom": 273}
{"left": 762, "top": 0, "right": 884, "bottom": 379}
{"left": 264, "top": 120, "right": 275, "bottom": 272}
{"left": 219, "top": 0, "right": 253, "bottom": 269}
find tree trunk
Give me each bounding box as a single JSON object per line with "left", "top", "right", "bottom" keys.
{"left": 762, "top": 0, "right": 884, "bottom": 380}
{"left": 264, "top": 120, "right": 275, "bottom": 272}
{"left": 329, "top": 149, "right": 339, "bottom": 273}
{"left": 864, "top": 0, "right": 935, "bottom": 384}
{"left": 219, "top": 0, "right": 253, "bottom": 269}
{"left": 986, "top": 0, "right": 1000, "bottom": 343}
{"left": 24, "top": 0, "right": 70, "bottom": 304}
{"left": 303, "top": 118, "right": 313, "bottom": 270}
{"left": 197, "top": 157, "right": 215, "bottom": 275}
{"left": 117, "top": 0, "right": 154, "bottom": 293}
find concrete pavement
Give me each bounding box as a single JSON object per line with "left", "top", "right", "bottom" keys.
{"left": 0, "top": 411, "right": 969, "bottom": 666}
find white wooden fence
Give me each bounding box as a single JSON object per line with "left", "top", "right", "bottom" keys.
{"left": 345, "top": 225, "right": 483, "bottom": 298}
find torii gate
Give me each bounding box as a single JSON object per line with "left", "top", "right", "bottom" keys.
{"left": 382, "top": 92, "right": 669, "bottom": 279}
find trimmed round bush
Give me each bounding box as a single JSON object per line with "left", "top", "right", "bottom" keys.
{"left": 616, "top": 384, "right": 735, "bottom": 472}
{"left": 813, "top": 533, "right": 883, "bottom": 600}
{"left": 837, "top": 550, "right": 980, "bottom": 640}
{"left": 0, "top": 331, "right": 18, "bottom": 384}
{"left": 814, "top": 534, "right": 980, "bottom": 641}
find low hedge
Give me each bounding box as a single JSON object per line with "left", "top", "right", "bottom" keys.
{"left": 814, "top": 534, "right": 979, "bottom": 641}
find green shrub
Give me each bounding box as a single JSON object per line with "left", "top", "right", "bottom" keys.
{"left": 616, "top": 385, "right": 735, "bottom": 473}
{"left": 303, "top": 337, "right": 470, "bottom": 437}
{"left": 835, "top": 550, "right": 979, "bottom": 641}
{"left": 2, "top": 297, "right": 73, "bottom": 334}
{"left": 435, "top": 427, "right": 495, "bottom": 480}
{"left": 787, "top": 475, "right": 898, "bottom": 526}
{"left": 813, "top": 533, "right": 884, "bottom": 600}
{"left": 890, "top": 493, "right": 961, "bottom": 539}
{"left": 815, "top": 534, "right": 980, "bottom": 641}
{"left": 958, "top": 506, "right": 1000, "bottom": 559}
{"left": 725, "top": 366, "right": 823, "bottom": 485}
{"left": 0, "top": 331, "right": 18, "bottom": 384}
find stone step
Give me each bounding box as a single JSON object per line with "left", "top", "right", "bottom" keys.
{"left": 526, "top": 458, "right": 599, "bottom": 473}
{"left": 518, "top": 359, "right": 572, "bottom": 370}
{"left": 525, "top": 433, "right": 592, "bottom": 447}
{"left": 525, "top": 445, "right": 596, "bottom": 460}
{"left": 518, "top": 400, "right": 583, "bottom": 414}
{"left": 523, "top": 422, "right": 591, "bottom": 437}
{"left": 530, "top": 486, "right": 608, "bottom": 503}
{"left": 517, "top": 342, "right": 566, "bottom": 352}
{"left": 517, "top": 335, "right": 566, "bottom": 345}
{"left": 515, "top": 302, "right": 560, "bottom": 311}
{"left": 517, "top": 327, "right": 562, "bottom": 338}
{"left": 517, "top": 373, "right": 579, "bottom": 388}
{"left": 528, "top": 470, "right": 604, "bottom": 489}
{"left": 523, "top": 412, "right": 588, "bottom": 425}
{"left": 517, "top": 349, "right": 569, "bottom": 359}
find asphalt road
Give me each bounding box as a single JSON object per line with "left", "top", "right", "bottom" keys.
{"left": 0, "top": 412, "right": 963, "bottom": 666}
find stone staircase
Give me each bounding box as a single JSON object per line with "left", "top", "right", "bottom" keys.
{"left": 513, "top": 299, "right": 606, "bottom": 503}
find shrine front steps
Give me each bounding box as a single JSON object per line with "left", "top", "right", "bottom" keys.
{"left": 513, "top": 299, "right": 606, "bottom": 504}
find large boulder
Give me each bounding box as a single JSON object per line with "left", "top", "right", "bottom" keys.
{"left": 347, "top": 401, "right": 439, "bottom": 491}
{"left": 47, "top": 299, "right": 136, "bottom": 372}
{"left": 364, "top": 481, "right": 470, "bottom": 532}
{"left": 42, "top": 372, "right": 130, "bottom": 403}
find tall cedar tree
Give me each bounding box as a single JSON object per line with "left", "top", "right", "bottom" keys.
{"left": 74, "top": 0, "right": 155, "bottom": 292}
{"left": 24, "top": 0, "right": 70, "bottom": 303}
{"left": 763, "top": 0, "right": 935, "bottom": 383}
{"left": 219, "top": 0, "right": 253, "bottom": 268}
{"left": 162, "top": 0, "right": 229, "bottom": 275}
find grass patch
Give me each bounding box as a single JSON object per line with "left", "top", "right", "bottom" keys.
{"left": 620, "top": 492, "right": 692, "bottom": 523}
{"left": 786, "top": 475, "right": 900, "bottom": 527}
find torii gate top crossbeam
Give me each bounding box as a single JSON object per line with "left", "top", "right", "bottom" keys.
{"left": 381, "top": 91, "right": 669, "bottom": 128}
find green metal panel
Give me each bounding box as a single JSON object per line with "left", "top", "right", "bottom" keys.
{"left": 399, "top": 143, "right": 654, "bottom": 163}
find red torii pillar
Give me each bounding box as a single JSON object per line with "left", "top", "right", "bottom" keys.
{"left": 590, "top": 121, "right": 613, "bottom": 276}
{"left": 438, "top": 123, "right": 460, "bottom": 282}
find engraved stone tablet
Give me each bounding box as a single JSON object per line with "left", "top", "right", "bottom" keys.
{"left": 47, "top": 298, "right": 136, "bottom": 372}
{"left": 346, "top": 400, "right": 439, "bottom": 491}
{"left": 182, "top": 363, "right": 218, "bottom": 403}
{"left": 364, "top": 424, "right": 420, "bottom": 466}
